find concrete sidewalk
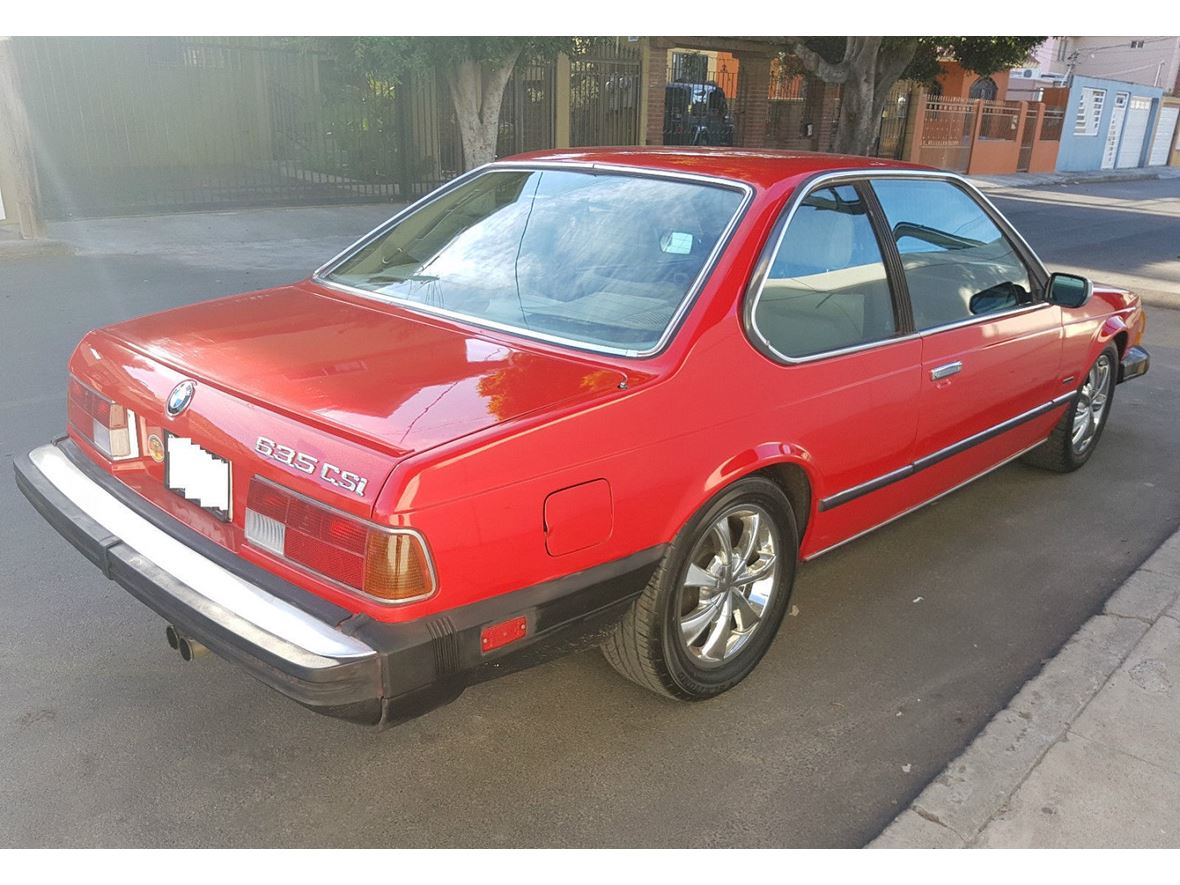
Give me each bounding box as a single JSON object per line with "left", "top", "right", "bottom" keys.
{"left": 971, "top": 165, "right": 1180, "bottom": 191}
{"left": 871, "top": 528, "right": 1180, "bottom": 848}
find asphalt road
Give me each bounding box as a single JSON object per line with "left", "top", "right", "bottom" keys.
{"left": 1, "top": 179, "right": 1178, "bottom": 847}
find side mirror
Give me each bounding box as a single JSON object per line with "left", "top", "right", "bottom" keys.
{"left": 1047, "top": 273, "right": 1092, "bottom": 309}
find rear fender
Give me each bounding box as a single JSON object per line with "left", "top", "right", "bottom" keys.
{"left": 681, "top": 443, "right": 819, "bottom": 546}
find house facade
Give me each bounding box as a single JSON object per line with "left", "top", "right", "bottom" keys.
{"left": 1054, "top": 74, "right": 1169, "bottom": 172}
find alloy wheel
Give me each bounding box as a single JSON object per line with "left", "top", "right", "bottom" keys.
{"left": 1071, "top": 354, "right": 1112, "bottom": 454}
{"left": 677, "top": 504, "right": 780, "bottom": 667}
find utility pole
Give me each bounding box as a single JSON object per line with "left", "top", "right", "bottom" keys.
{"left": 0, "top": 37, "right": 46, "bottom": 239}
{"left": 1064, "top": 49, "right": 1080, "bottom": 86}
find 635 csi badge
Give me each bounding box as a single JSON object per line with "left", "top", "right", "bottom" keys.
{"left": 254, "top": 436, "right": 369, "bottom": 496}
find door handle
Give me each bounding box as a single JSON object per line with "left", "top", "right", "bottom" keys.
{"left": 930, "top": 361, "right": 963, "bottom": 381}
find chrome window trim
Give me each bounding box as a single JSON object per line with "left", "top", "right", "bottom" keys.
{"left": 27, "top": 444, "right": 376, "bottom": 664}
{"left": 915, "top": 300, "right": 1055, "bottom": 337}
{"left": 744, "top": 168, "right": 1052, "bottom": 366}
{"left": 312, "top": 161, "right": 756, "bottom": 359}
{"left": 245, "top": 475, "right": 439, "bottom": 607}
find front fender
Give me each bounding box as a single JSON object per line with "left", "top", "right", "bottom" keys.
{"left": 1098, "top": 314, "right": 1128, "bottom": 350}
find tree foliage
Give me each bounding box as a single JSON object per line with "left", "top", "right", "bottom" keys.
{"left": 319, "top": 37, "right": 576, "bottom": 171}
{"left": 322, "top": 37, "right": 574, "bottom": 85}
{"left": 789, "top": 36, "right": 1044, "bottom": 155}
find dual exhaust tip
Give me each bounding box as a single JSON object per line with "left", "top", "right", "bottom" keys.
{"left": 165, "top": 624, "right": 207, "bottom": 662}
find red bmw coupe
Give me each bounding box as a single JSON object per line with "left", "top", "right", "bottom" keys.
{"left": 17, "top": 149, "right": 1150, "bottom": 725}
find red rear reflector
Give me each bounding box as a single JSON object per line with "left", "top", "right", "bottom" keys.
{"left": 480, "top": 616, "right": 528, "bottom": 654}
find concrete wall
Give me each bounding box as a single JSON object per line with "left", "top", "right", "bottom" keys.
{"left": 1056, "top": 75, "right": 1165, "bottom": 172}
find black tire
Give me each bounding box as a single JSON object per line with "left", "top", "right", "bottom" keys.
{"left": 602, "top": 476, "right": 798, "bottom": 700}
{"left": 1022, "top": 343, "right": 1118, "bottom": 473}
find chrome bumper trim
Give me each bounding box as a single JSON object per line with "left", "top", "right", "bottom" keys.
{"left": 28, "top": 444, "right": 375, "bottom": 666}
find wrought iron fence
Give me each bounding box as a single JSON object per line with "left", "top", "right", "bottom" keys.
{"left": 497, "top": 57, "right": 555, "bottom": 158}
{"left": 1040, "top": 108, "right": 1066, "bottom": 142}
{"left": 872, "top": 81, "right": 914, "bottom": 160}
{"left": 917, "top": 97, "right": 976, "bottom": 172}
{"left": 14, "top": 37, "right": 457, "bottom": 217}
{"left": 569, "top": 38, "right": 642, "bottom": 147}
{"left": 1017, "top": 105, "right": 1039, "bottom": 172}
{"left": 978, "top": 101, "right": 1021, "bottom": 141}
{"left": 662, "top": 51, "right": 739, "bottom": 146}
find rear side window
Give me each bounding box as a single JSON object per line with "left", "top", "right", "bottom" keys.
{"left": 870, "top": 179, "right": 1036, "bottom": 331}
{"left": 752, "top": 184, "right": 896, "bottom": 359}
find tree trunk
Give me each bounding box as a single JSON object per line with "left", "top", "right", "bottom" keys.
{"left": 790, "top": 37, "right": 918, "bottom": 158}
{"left": 831, "top": 37, "right": 880, "bottom": 155}
{"left": 444, "top": 51, "right": 521, "bottom": 170}
{"left": 833, "top": 58, "right": 877, "bottom": 154}
{"left": 0, "top": 38, "right": 46, "bottom": 239}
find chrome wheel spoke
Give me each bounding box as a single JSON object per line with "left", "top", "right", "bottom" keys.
{"left": 735, "top": 553, "right": 776, "bottom": 585}
{"left": 731, "top": 590, "right": 761, "bottom": 631}
{"left": 699, "top": 594, "right": 733, "bottom": 660}
{"left": 681, "top": 595, "right": 724, "bottom": 645}
{"left": 684, "top": 562, "right": 720, "bottom": 592}
{"left": 734, "top": 512, "right": 761, "bottom": 568}
{"left": 710, "top": 520, "right": 734, "bottom": 563}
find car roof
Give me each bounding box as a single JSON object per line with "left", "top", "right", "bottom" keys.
{"left": 498, "top": 147, "right": 934, "bottom": 191}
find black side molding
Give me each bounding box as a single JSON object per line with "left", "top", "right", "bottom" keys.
{"left": 819, "top": 393, "right": 1074, "bottom": 512}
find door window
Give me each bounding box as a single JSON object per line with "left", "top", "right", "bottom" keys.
{"left": 870, "top": 179, "right": 1036, "bottom": 331}
{"left": 752, "top": 184, "right": 896, "bottom": 359}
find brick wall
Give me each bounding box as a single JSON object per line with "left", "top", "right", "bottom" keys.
{"left": 766, "top": 75, "right": 842, "bottom": 151}
{"left": 732, "top": 52, "right": 771, "bottom": 148}
{"left": 644, "top": 38, "right": 672, "bottom": 146}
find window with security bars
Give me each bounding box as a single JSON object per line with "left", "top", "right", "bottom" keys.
{"left": 1075, "top": 87, "right": 1105, "bottom": 136}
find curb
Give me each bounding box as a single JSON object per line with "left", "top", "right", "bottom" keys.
{"left": 869, "top": 527, "right": 1180, "bottom": 848}
{"left": 970, "top": 168, "right": 1180, "bottom": 191}
{"left": 0, "top": 237, "right": 76, "bottom": 260}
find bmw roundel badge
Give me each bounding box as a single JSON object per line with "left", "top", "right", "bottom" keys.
{"left": 166, "top": 380, "right": 196, "bottom": 417}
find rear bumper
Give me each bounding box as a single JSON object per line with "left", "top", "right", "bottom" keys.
{"left": 1119, "top": 345, "right": 1150, "bottom": 383}
{"left": 16, "top": 439, "right": 662, "bottom": 726}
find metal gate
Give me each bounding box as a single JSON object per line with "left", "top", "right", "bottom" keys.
{"left": 497, "top": 57, "right": 556, "bottom": 158}
{"left": 1017, "top": 104, "right": 1039, "bottom": 171}
{"left": 663, "top": 50, "right": 739, "bottom": 146}
{"left": 872, "top": 81, "right": 913, "bottom": 160}
{"left": 1148, "top": 105, "right": 1179, "bottom": 166}
{"left": 14, "top": 37, "right": 465, "bottom": 218}
{"left": 916, "top": 98, "right": 976, "bottom": 173}
{"left": 569, "top": 38, "right": 642, "bottom": 147}
{"left": 1116, "top": 96, "right": 1152, "bottom": 168}
{"left": 1102, "top": 92, "right": 1129, "bottom": 170}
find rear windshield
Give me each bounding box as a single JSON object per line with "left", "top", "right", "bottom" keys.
{"left": 323, "top": 168, "right": 745, "bottom": 354}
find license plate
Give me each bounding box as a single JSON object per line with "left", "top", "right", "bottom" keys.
{"left": 165, "top": 434, "right": 231, "bottom": 521}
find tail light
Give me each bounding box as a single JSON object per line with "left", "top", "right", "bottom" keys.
{"left": 68, "top": 376, "right": 140, "bottom": 460}
{"left": 245, "top": 477, "right": 436, "bottom": 605}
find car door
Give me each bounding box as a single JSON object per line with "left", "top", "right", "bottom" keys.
{"left": 868, "top": 176, "right": 1062, "bottom": 481}
{"left": 746, "top": 180, "right": 923, "bottom": 554}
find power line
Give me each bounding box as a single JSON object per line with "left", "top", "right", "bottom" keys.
{"left": 1060, "top": 36, "right": 1177, "bottom": 55}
